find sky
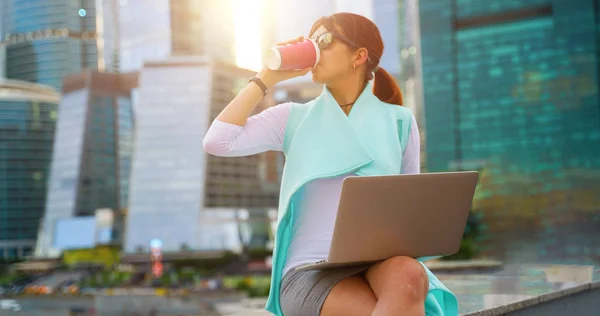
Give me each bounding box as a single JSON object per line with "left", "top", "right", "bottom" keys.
{"left": 234, "top": 0, "right": 266, "bottom": 71}
{"left": 234, "top": 0, "right": 374, "bottom": 71}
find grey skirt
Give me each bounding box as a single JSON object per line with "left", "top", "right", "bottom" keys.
{"left": 280, "top": 265, "right": 370, "bottom": 316}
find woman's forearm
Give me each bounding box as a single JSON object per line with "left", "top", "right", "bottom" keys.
{"left": 215, "top": 38, "right": 310, "bottom": 127}
{"left": 216, "top": 80, "right": 269, "bottom": 127}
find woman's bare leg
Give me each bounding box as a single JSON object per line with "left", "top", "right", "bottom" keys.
{"left": 320, "top": 275, "right": 377, "bottom": 316}
{"left": 365, "top": 256, "right": 429, "bottom": 316}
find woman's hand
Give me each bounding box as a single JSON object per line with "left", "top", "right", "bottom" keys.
{"left": 256, "top": 36, "right": 312, "bottom": 87}
{"left": 213, "top": 36, "right": 312, "bottom": 127}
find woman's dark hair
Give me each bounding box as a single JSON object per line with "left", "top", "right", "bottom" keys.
{"left": 310, "top": 13, "right": 403, "bottom": 106}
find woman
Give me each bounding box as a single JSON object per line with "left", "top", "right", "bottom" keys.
{"left": 203, "top": 13, "right": 457, "bottom": 316}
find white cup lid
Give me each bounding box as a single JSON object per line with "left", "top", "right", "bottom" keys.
{"left": 266, "top": 48, "right": 282, "bottom": 70}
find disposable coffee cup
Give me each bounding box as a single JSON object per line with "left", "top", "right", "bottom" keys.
{"left": 266, "top": 38, "right": 320, "bottom": 70}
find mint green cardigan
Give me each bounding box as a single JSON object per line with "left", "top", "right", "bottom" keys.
{"left": 265, "top": 83, "right": 459, "bottom": 316}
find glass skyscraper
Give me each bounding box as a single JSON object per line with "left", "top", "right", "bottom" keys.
{"left": 118, "top": 95, "right": 133, "bottom": 209}
{"left": 0, "top": 80, "right": 59, "bottom": 260}
{"left": 373, "top": 0, "right": 401, "bottom": 76}
{"left": 374, "top": 0, "right": 427, "bottom": 167}
{"left": 118, "top": 1, "right": 279, "bottom": 256}
{"left": 124, "top": 57, "right": 279, "bottom": 254}
{"left": 35, "top": 71, "right": 136, "bottom": 257}
{"left": 1, "top": 0, "right": 117, "bottom": 90}
{"left": 420, "top": 0, "right": 600, "bottom": 263}
{"left": 118, "top": 0, "right": 236, "bottom": 72}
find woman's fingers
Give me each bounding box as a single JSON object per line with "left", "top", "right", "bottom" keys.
{"left": 297, "top": 67, "right": 312, "bottom": 75}
{"left": 275, "top": 36, "right": 305, "bottom": 46}
{"left": 280, "top": 67, "right": 312, "bottom": 80}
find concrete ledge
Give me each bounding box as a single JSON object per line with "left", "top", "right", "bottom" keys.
{"left": 227, "top": 281, "right": 600, "bottom": 316}
{"left": 218, "top": 298, "right": 269, "bottom": 315}
{"left": 224, "top": 308, "right": 270, "bottom": 315}
{"left": 223, "top": 263, "right": 600, "bottom": 316}
{"left": 464, "top": 280, "right": 600, "bottom": 316}
{"left": 425, "top": 259, "right": 503, "bottom": 273}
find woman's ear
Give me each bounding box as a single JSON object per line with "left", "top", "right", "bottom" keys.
{"left": 354, "top": 48, "right": 369, "bottom": 66}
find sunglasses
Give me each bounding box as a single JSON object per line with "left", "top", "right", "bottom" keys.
{"left": 311, "top": 31, "right": 359, "bottom": 50}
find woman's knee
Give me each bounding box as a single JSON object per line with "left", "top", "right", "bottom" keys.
{"left": 367, "top": 256, "right": 428, "bottom": 299}
{"left": 386, "top": 256, "right": 428, "bottom": 284}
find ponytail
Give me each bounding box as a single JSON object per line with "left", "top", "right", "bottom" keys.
{"left": 372, "top": 67, "right": 403, "bottom": 106}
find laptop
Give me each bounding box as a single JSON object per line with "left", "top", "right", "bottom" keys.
{"left": 295, "top": 171, "right": 479, "bottom": 271}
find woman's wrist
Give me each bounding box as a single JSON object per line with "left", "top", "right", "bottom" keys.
{"left": 256, "top": 68, "right": 277, "bottom": 88}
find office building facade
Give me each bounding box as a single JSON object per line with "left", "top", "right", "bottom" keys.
{"left": 1, "top": 0, "right": 117, "bottom": 90}
{"left": 0, "top": 80, "right": 60, "bottom": 260}
{"left": 419, "top": 0, "right": 600, "bottom": 262}
{"left": 374, "top": 0, "right": 427, "bottom": 168}
{"left": 118, "top": 0, "right": 236, "bottom": 72}
{"left": 124, "top": 57, "right": 279, "bottom": 254}
{"left": 35, "top": 71, "right": 136, "bottom": 257}
{"left": 373, "top": 0, "right": 401, "bottom": 76}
